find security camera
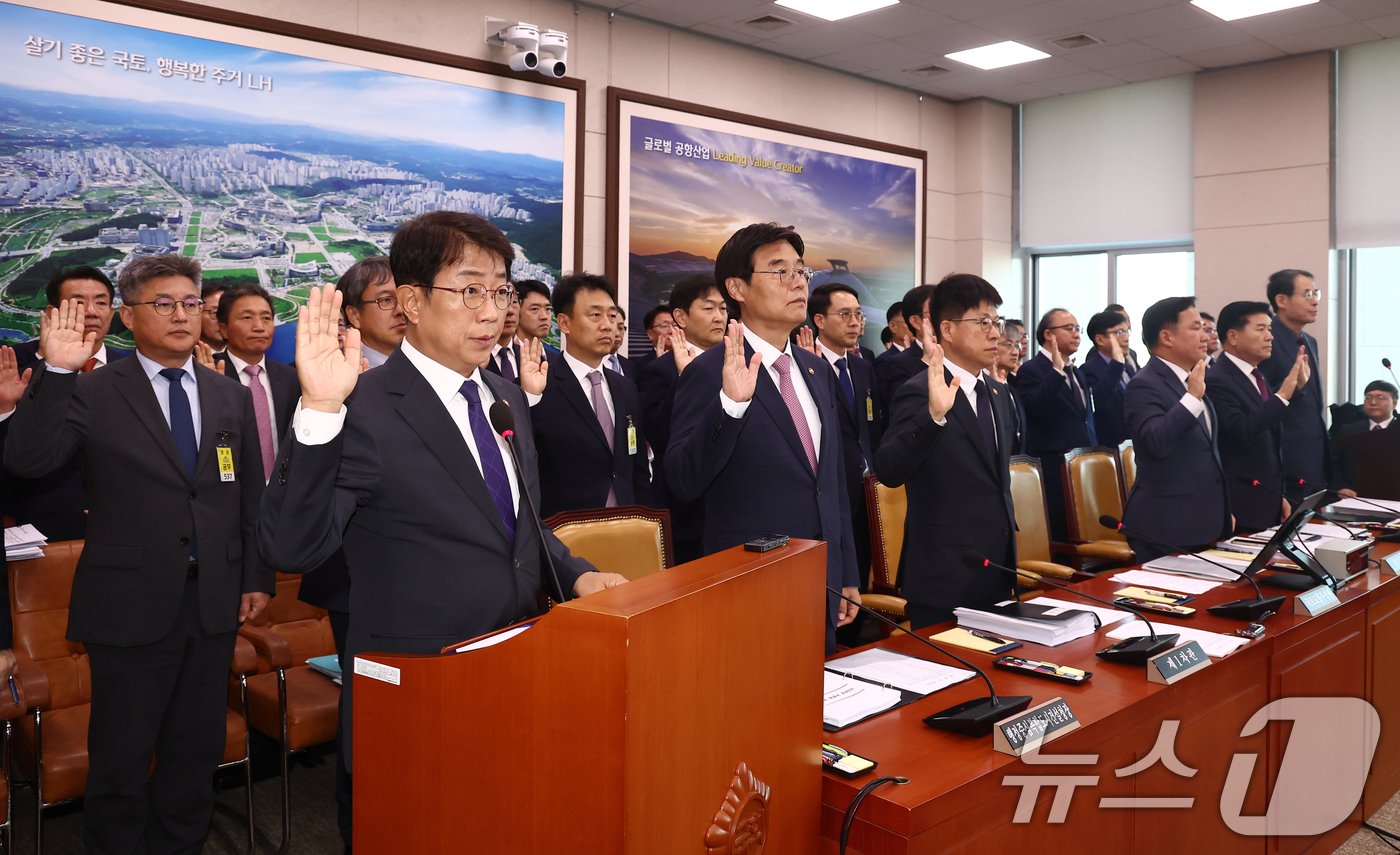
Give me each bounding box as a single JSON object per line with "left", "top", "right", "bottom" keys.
{"left": 486, "top": 19, "right": 539, "bottom": 72}
{"left": 538, "top": 30, "right": 568, "bottom": 78}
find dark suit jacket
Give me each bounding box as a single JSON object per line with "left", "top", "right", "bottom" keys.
{"left": 532, "top": 353, "right": 652, "bottom": 517}
{"left": 1081, "top": 351, "right": 1134, "bottom": 447}
{"left": 1332, "top": 419, "right": 1393, "bottom": 492}
{"left": 665, "top": 341, "right": 858, "bottom": 643}
{"left": 1121, "top": 358, "right": 1231, "bottom": 558}
{"left": 1003, "top": 378, "right": 1027, "bottom": 455}
{"left": 1012, "top": 351, "right": 1097, "bottom": 456}
{"left": 4, "top": 341, "right": 133, "bottom": 540}
{"left": 1207, "top": 357, "right": 1288, "bottom": 533}
{"left": 482, "top": 343, "right": 523, "bottom": 384}
{"left": 637, "top": 350, "right": 704, "bottom": 560}
{"left": 1259, "top": 319, "right": 1329, "bottom": 496}
{"left": 876, "top": 368, "right": 1018, "bottom": 620}
{"left": 4, "top": 359, "right": 271, "bottom": 645}
{"left": 874, "top": 343, "right": 924, "bottom": 423}
{"left": 221, "top": 356, "right": 299, "bottom": 441}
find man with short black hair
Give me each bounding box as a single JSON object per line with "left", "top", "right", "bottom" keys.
{"left": 605, "top": 303, "right": 632, "bottom": 377}
{"left": 1121, "top": 296, "right": 1231, "bottom": 562}
{"left": 1081, "top": 309, "right": 1135, "bottom": 447}
{"left": 1259, "top": 269, "right": 1328, "bottom": 501}
{"left": 874, "top": 284, "right": 937, "bottom": 410}
{"left": 1200, "top": 311, "right": 1221, "bottom": 364}
{"left": 217, "top": 283, "right": 300, "bottom": 482}
{"left": 885, "top": 302, "right": 910, "bottom": 350}
{"left": 1333, "top": 380, "right": 1398, "bottom": 495}
{"left": 484, "top": 288, "right": 522, "bottom": 384}
{"left": 877, "top": 273, "right": 1017, "bottom": 627}
{"left": 200, "top": 281, "right": 227, "bottom": 356}
{"left": 991, "top": 318, "right": 1027, "bottom": 454}
{"left": 514, "top": 279, "right": 561, "bottom": 358}
{"left": 337, "top": 255, "right": 403, "bottom": 369}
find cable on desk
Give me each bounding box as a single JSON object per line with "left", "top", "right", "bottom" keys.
{"left": 1363, "top": 820, "right": 1400, "bottom": 852}
{"left": 840, "top": 775, "right": 909, "bottom": 855}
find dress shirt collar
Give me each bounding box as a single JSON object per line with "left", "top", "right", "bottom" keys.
{"left": 363, "top": 345, "right": 391, "bottom": 369}
{"left": 400, "top": 337, "right": 487, "bottom": 407}
{"left": 135, "top": 349, "right": 196, "bottom": 382}
{"left": 816, "top": 339, "right": 847, "bottom": 370}
{"left": 1374, "top": 417, "right": 1394, "bottom": 431}
{"left": 225, "top": 350, "right": 267, "bottom": 377}
{"left": 490, "top": 341, "right": 513, "bottom": 359}
{"left": 1152, "top": 354, "right": 1191, "bottom": 385}
{"left": 91, "top": 344, "right": 109, "bottom": 367}
{"left": 1223, "top": 351, "right": 1259, "bottom": 382}
{"left": 742, "top": 326, "right": 792, "bottom": 367}
{"left": 944, "top": 357, "right": 981, "bottom": 389}
{"left": 561, "top": 348, "right": 606, "bottom": 383}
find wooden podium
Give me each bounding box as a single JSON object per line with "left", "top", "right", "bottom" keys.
{"left": 352, "top": 540, "right": 827, "bottom": 853}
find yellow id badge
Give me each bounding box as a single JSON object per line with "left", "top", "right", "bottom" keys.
{"left": 866, "top": 393, "right": 874, "bottom": 422}
{"left": 626, "top": 417, "right": 638, "bottom": 456}
{"left": 216, "top": 446, "right": 236, "bottom": 482}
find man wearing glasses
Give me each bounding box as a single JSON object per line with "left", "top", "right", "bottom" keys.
{"left": 992, "top": 318, "right": 1027, "bottom": 454}
{"left": 259, "top": 213, "right": 623, "bottom": 839}
{"left": 666, "top": 222, "right": 860, "bottom": 654}
{"left": 338, "top": 255, "right": 404, "bottom": 369}
{"left": 5, "top": 253, "right": 273, "bottom": 853}
{"left": 1332, "top": 380, "right": 1398, "bottom": 498}
{"left": 1260, "top": 268, "right": 1329, "bottom": 502}
{"left": 1081, "top": 309, "right": 1137, "bottom": 447}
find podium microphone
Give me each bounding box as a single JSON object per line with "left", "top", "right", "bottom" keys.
{"left": 488, "top": 399, "right": 569, "bottom": 605}
{"left": 825, "top": 587, "right": 1031, "bottom": 737}
{"left": 961, "top": 552, "right": 1178, "bottom": 666}
{"left": 1240, "top": 477, "right": 1366, "bottom": 540}
{"left": 1384, "top": 358, "right": 1398, "bottom": 390}
{"left": 1293, "top": 476, "right": 1399, "bottom": 520}
{"left": 1099, "top": 515, "right": 1285, "bottom": 621}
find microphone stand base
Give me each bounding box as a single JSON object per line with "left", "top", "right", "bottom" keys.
{"left": 1208, "top": 596, "right": 1287, "bottom": 620}
{"left": 1258, "top": 571, "right": 1320, "bottom": 591}
{"left": 1097, "top": 634, "right": 1179, "bottom": 665}
{"left": 923, "top": 695, "right": 1033, "bottom": 736}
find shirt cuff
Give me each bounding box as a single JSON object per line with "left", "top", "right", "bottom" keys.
{"left": 1178, "top": 392, "right": 1206, "bottom": 418}
{"left": 719, "top": 390, "right": 751, "bottom": 419}
{"left": 0, "top": 409, "right": 11, "bottom": 423}
{"left": 45, "top": 365, "right": 74, "bottom": 375}
{"left": 1276, "top": 394, "right": 1290, "bottom": 406}
{"left": 932, "top": 416, "right": 948, "bottom": 427}
{"left": 525, "top": 391, "right": 542, "bottom": 407}
{"left": 292, "top": 400, "right": 347, "bottom": 445}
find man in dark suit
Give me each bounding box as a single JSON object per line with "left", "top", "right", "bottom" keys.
{"left": 5, "top": 254, "right": 272, "bottom": 854}
{"left": 1259, "top": 269, "right": 1328, "bottom": 501}
{"left": 484, "top": 289, "right": 522, "bottom": 384}
{"left": 1081, "top": 309, "right": 1135, "bottom": 448}
{"left": 665, "top": 223, "right": 859, "bottom": 653}
{"left": 876, "top": 273, "right": 1018, "bottom": 629}
{"left": 257, "top": 213, "right": 625, "bottom": 848}
{"left": 605, "top": 304, "right": 634, "bottom": 378}
{"left": 638, "top": 275, "right": 726, "bottom": 564}
{"left": 0, "top": 345, "right": 31, "bottom": 694}
{"left": 531, "top": 273, "right": 651, "bottom": 516}
{"left": 1333, "top": 380, "right": 1398, "bottom": 494}
{"left": 338, "top": 256, "right": 403, "bottom": 370}
{"left": 873, "top": 284, "right": 936, "bottom": 413}
{"left": 1121, "top": 297, "right": 1231, "bottom": 562}
{"left": 634, "top": 304, "right": 674, "bottom": 375}
{"left": 199, "top": 282, "right": 227, "bottom": 359}
{"left": 1207, "top": 301, "right": 1310, "bottom": 533}
{"left": 991, "top": 318, "right": 1027, "bottom": 454}
{"left": 515, "top": 279, "right": 562, "bottom": 359}
{"left": 1013, "top": 308, "right": 1097, "bottom": 540}
{"left": 7, "top": 266, "right": 132, "bottom": 541}
{"left": 217, "top": 283, "right": 300, "bottom": 478}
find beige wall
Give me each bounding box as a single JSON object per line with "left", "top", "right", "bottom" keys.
{"left": 178, "top": 0, "right": 1015, "bottom": 290}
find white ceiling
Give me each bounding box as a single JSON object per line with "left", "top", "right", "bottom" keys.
{"left": 587, "top": 0, "right": 1400, "bottom": 102}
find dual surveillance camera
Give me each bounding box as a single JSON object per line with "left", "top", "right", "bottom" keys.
{"left": 486, "top": 19, "right": 568, "bottom": 78}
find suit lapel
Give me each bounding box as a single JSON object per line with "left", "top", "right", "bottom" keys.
{"left": 112, "top": 358, "right": 192, "bottom": 479}
{"left": 554, "top": 358, "right": 612, "bottom": 451}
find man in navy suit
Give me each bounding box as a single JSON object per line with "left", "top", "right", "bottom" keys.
{"left": 638, "top": 274, "right": 726, "bottom": 563}
{"left": 516, "top": 279, "right": 562, "bottom": 359}
{"left": 7, "top": 265, "right": 132, "bottom": 540}
{"left": 1259, "top": 269, "right": 1329, "bottom": 501}
{"left": 1121, "top": 297, "right": 1231, "bottom": 562}
{"left": 531, "top": 273, "right": 651, "bottom": 516}
{"left": 991, "top": 318, "right": 1027, "bottom": 454}
{"left": 1333, "top": 380, "right": 1398, "bottom": 495}
{"left": 666, "top": 223, "right": 859, "bottom": 653}
{"left": 1207, "top": 301, "right": 1310, "bottom": 533}
{"left": 873, "top": 284, "right": 936, "bottom": 415}
{"left": 877, "top": 274, "right": 1018, "bottom": 629}
{"left": 1081, "top": 309, "right": 1135, "bottom": 448}
{"left": 1013, "top": 308, "right": 1096, "bottom": 540}
{"left": 217, "top": 283, "right": 300, "bottom": 474}
{"left": 484, "top": 288, "right": 522, "bottom": 384}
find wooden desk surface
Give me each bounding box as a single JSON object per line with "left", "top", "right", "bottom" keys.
{"left": 821, "top": 543, "right": 1400, "bottom": 854}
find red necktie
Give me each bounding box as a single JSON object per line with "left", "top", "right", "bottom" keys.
{"left": 1250, "top": 367, "right": 1270, "bottom": 402}
{"left": 81, "top": 357, "right": 98, "bottom": 372}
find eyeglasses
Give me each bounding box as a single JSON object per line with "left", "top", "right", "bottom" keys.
{"left": 1048, "top": 323, "right": 1082, "bottom": 334}
{"left": 949, "top": 316, "right": 1005, "bottom": 334}
{"left": 1294, "top": 289, "right": 1323, "bottom": 300}
{"left": 362, "top": 293, "right": 399, "bottom": 311}
{"left": 420, "top": 283, "right": 516, "bottom": 310}
{"left": 822, "top": 310, "right": 866, "bottom": 323}
{"left": 1110, "top": 329, "right": 1132, "bottom": 338}
{"left": 1364, "top": 394, "right": 1395, "bottom": 403}
{"left": 649, "top": 320, "right": 675, "bottom": 332}
{"left": 131, "top": 297, "right": 204, "bottom": 316}
{"left": 751, "top": 266, "right": 814, "bottom": 285}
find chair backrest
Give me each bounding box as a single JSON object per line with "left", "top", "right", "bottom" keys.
{"left": 1062, "top": 447, "right": 1127, "bottom": 543}
{"left": 1118, "top": 440, "right": 1136, "bottom": 496}
{"left": 543, "top": 505, "right": 672, "bottom": 581}
{"left": 1008, "top": 456, "right": 1054, "bottom": 563}
{"left": 9, "top": 540, "right": 89, "bottom": 710}
{"left": 864, "top": 476, "right": 906, "bottom": 594}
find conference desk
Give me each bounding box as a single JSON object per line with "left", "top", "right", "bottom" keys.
{"left": 821, "top": 543, "right": 1400, "bottom": 854}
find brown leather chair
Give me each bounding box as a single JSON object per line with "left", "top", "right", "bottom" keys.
{"left": 1007, "top": 456, "right": 1078, "bottom": 584}
{"left": 0, "top": 666, "right": 26, "bottom": 854}
{"left": 9, "top": 540, "right": 256, "bottom": 854}
{"left": 238, "top": 572, "right": 340, "bottom": 854}
{"left": 862, "top": 475, "right": 909, "bottom": 631}
{"left": 1060, "top": 447, "right": 1136, "bottom": 570}
{"left": 543, "top": 505, "right": 673, "bottom": 580}
{"left": 1119, "top": 439, "right": 1137, "bottom": 495}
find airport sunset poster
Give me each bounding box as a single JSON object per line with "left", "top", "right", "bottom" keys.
{"left": 0, "top": 0, "right": 577, "bottom": 358}
{"left": 609, "top": 91, "right": 925, "bottom": 355}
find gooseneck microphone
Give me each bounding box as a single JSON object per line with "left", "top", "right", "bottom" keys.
{"left": 962, "top": 552, "right": 1179, "bottom": 665}
{"left": 1384, "top": 358, "right": 1398, "bottom": 390}
{"left": 825, "top": 587, "right": 1031, "bottom": 736}
{"left": 1099, "top": 515, "right": 1285, "bottom": 621}
{"left": 1240, "top": 477, "right": 1366, "bottom": 540}
{"left": 488, "top": 399, "right": 569, "bottom": 605}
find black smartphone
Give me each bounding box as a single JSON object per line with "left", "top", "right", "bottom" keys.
{"left": 744, "top": 534, "right": 790, "bottom": 552}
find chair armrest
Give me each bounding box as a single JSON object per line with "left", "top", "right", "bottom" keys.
{"left": 238, "top": 624, "right": 294, "bottom": 670}
{"left": 12, "top": 658, "right": 50, "bottom": 712}
{"left": 230, "top": 634, "right": 259, "bottom": 676}
{"left": 1018, "top": 560, "right": 1077, "bottom": 580}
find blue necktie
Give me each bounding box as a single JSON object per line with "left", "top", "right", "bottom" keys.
{"left": 459, "top": 380, "right": 516, "bottom": 542}
{"left": 159, "top": 367, "right": 199, "bottom": 560}
{"left": 835, "top": 357, "right": 856, "bottom": 414}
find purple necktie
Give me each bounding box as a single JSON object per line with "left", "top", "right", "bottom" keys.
{"left": 587, "top": 371, "right": 618, "bottom": 507}
{"left": 243, "top": 364, "right": 275, "bottom": 482}
{"left": 773, "top": 354, "right": 817, "bottom": 475}
{"left": 498, "top": 349, "right": 517, "bottom": 384}
{"left": 1251, "top": 367, "right": 1270, "bottom": 402}
{"left": 459, "top": 380, "right": 516, "bottom": 541}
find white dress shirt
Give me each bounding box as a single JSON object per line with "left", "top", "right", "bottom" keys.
{"left": 1223, "top": 351, "right": 1288, "bottom": 407}
{"left": 226, "top": 350, "right": 280, "bottom": 453}
{"left": 490, "top": 341, "right": 518, "bottom": 377}
{"left": 719, "top": 327, "right": 821, "bottom": 458}
{"left": 930, "top": 357, "right": 995, "bottom": 434}
{"left": 1152, "top": 355, "right": 1210, "bottom": 431}
{"left": 1372, "top": 417, "right": 1393, "bottom": 431}
{"left": 560, "top": 349, "right": 615, "bottom": 425}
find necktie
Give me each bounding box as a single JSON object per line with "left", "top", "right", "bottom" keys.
{"left": 834, "top": 357, "right": 856, "bottom": 414}
{"left": 1120, "top": 361, "right": 1132, "bottom": 389}
{"left": 243, "top": 364, "right": 275, "bottom": 481}
{"left": 1250, "top": 367, "right": 1270, "bottom": 402}
{"left": 159, "top": 367, "right": 198, "bottom": 560}
{"left": 1066, "top": 364, "right": 1085, "bottom": 409}
{"left": 459, "top": 380, "right": 516, "bottom": 541}
{"left": 975, "top": 378, "right": 998, "bottom": 457}
{"left": 610, "top": 354, "right": 624, "bottom": 375}
{"left": 498, "top": 349, "right": 517, "bottom": 384}
{"left": 81, "top": 356, "right": 99, "bottom": 373}
{"left": 587, "top": 371, "right": 618, "bottom": 507}
{"left": 1374, "top": 423, "right": 1384, "bottom": 432}
{"left": 773, "top": 354, "right": 817, "bottom": 475}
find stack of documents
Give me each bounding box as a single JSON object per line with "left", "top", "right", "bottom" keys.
{"left": 1142, "top": 553, "right": 1245, "bottom": 581}
{"left": 823, "top": 671, "right": 901, "bottom": 729}
{"left": 1329, "top": 497, "right": 1400, "bottom": 524}
{"left": 954, "top": 600, "right": 1098, "bottom": 647}
{"left": 826, "top": 648, "right": 976, "bottom": 695}
{"left": 1113, "top": 569, "right": 1221, "bottom": 595}
{"left": 1105, "top": 620, "right": 1248, "bottom": 658}
{"left": 4, "top": 524, "right": 47, "bottom": 561}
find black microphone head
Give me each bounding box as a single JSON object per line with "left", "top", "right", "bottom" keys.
{"left": 961, "top": 550, "right": 988, "bottom": 568}
{"left": 1098, "top": 514, "right": 1121, "bottom": 530}
{"left": 487, "top": 399, "right": 515, "bottom": 437}
{"left": 1385, "top": 358, "right": 1393, "bottom": 369}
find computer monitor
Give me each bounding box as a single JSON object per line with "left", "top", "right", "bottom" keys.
{"left": 1244, "top": 490, "right": 1337, "bottom": 590}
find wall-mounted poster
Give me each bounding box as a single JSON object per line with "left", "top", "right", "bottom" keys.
{"left": 0, "top": 0, "right": 580, "bottom": 359}
{"left": 607, "top": 88, "right": 925, "bottom": 357}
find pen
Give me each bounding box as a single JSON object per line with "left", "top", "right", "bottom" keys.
{"left": 968, "top": 629, "right": 1010, "bottom": 645}
{"left": 8, "top": 675, "right": 17, "bottom": 706}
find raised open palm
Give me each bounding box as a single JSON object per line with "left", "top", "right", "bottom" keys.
{"left": 297, "top": 285, "right": 362, "bottom": 411}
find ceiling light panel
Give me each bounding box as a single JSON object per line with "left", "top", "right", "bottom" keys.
{"left": 1189, "top": 0, "right": 1319, "bottom": 22}
{"left": 774, "top": 0, "right": 899, "bottom": 23}
{"left": 945, "top": 40, "right": 1052, "bottom": 70}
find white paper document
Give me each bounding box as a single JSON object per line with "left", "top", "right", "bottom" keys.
{"left": 825, "top": 648, "right": 976, "bottom": 696}
{"left": 1025, "top": 596, "right": 1131, "bottom": 626}
{"left": 1143, "top": 554, "right": 1241, "bottom": 581}
{"left": 1105, "top": 619, "right": 1248, "bottom": 658}
{"left": 4, "top": 523, "right": 47, "bottom": 560}
{"left": 823, "top": 671, "right": 902, "bottom": 729}
{"left": 1331, "top": 496, "right": 1400, "bottom": 516}
{"left": 1112, "top": 569, "right": 1222, "bottom": 595}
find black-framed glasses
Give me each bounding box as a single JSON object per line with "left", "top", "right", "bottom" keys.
{"left": 1048, "top": 323, "right": 1082, "bottom": 334}
{"left": 751, "top": 266, "right": 814, "bottom": 285}
{"left": 949, "top": 316, "right": 1005, "bottom": 334}
{"left": 420, "top": 283, "right": 516, "bottom": 310}
{"left": 362, "top": 293, "right": 399, "bottom": 311}
{"left": 130, "top": 297, "right": 204, "bottom": 316}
